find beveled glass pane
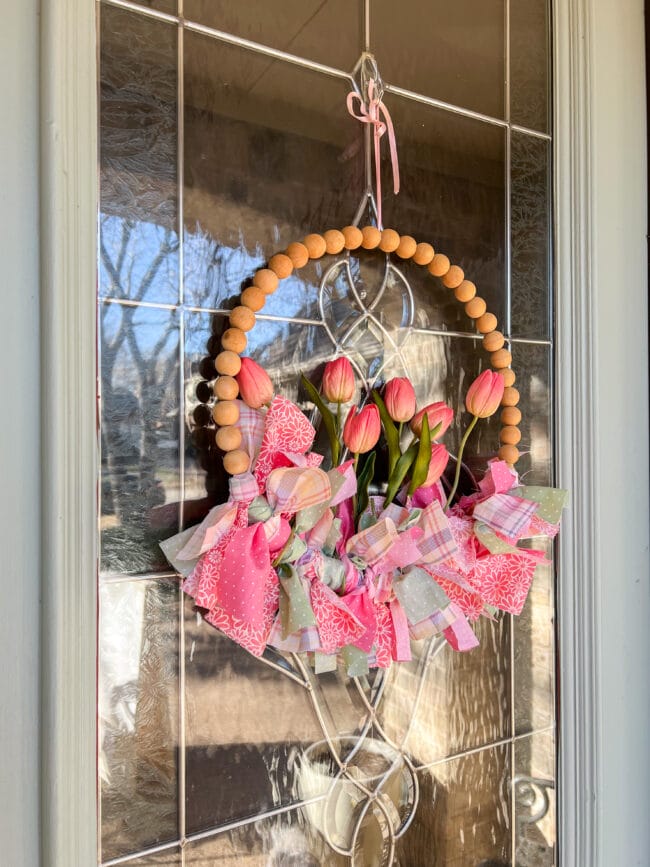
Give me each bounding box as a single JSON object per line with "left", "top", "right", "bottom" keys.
{"left": 380, "top": 95, "right": 507, "bottom": 333}
{"left": 183, "top": 0, "right": 362, "bottom": 70}
{"left": 99, "top": 579, "right": 180, "bottom": 861}
{"left": 129, "top": 0, "right": 176, "bottom": 12}
{"left": 510, "top": 341, "right": 552, "bottom": 485}
{"left": 514, "top": 732, "right": 556, "bottom": 864}
{"left": 100, "top": 4, "right": 179, "bottom": 305}
{"left": 515, "top": 538, "right": 555, "bottom": 734}
{"left": 127, "top": 850, "right": 181, "bottom": 866}
{"left": 372, "top": 0, "right": 506, "bottom": 118}
{"left": 401, "top": 744, "right": 511, "bottom": 864}
{"left": 511, "top": 132, "right": 551, "bottom": 340}
{"left": 100, "top": 302, "right": 180, "bottom": 574}
{"left": 510, "top": 0, "right": 550, "bottom": 132}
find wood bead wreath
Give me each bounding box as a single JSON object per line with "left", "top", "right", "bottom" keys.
{"left": 211, "top": 226, "right": 521, "bottom": 476}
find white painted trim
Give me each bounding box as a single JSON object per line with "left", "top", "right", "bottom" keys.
{"left": 555, "top": 0, "right": 650, "bottom": 864}
{"left": 40, "top": 0, "right": 98, "bottom": 864}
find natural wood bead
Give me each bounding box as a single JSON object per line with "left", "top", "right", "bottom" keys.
{"left": 221, "top": 327, "right": 247, "bottom": 354}
{"left": 483, "top": 330, "right": 505, "bottom": 352}
{"left": 303, "top": 233, "right": 327, "bottom": 258}
{"left": 379, "top": 228, "right": 401, "bottom": 252}
{"left": 502, "top": 368, "right": 516, "bottom": 387}
{"left": 465, "top": 296, "right": 487, "bottom": 319}
{"left": 215, "top": 425, "right": 242, "bottom": 452}
{"left": 491, "top": 348, "right": 512, "bottom": 369}
{"left": 342, "top": 226, "right": 363, "bottom": 249}
{"left": 395, "top": 235, "right": 417, "bottom": 259}
{"left": 285, "top": 242, "right": 309, "bottom": 268}
{"left": 428, "top": 253, "right": 451, "bottom": 277}
{"left": 323, "top": 229, "right": 345, "bottom": 255}
{"left": 442, "top": 265, "right": 464, "bottom": 289}
{"left": 229, "top": 306, "right": 256, "bottom": 332}
{"left": 253, "top": 268, "right": 279, "bottom": 294}
{"left": 500, "top": 425, "right": 522, "bottom": 445}
{"left": 213, "top": 376, "right": 239, "bottom": 401}
{"left": 361, "top": 226, "right": 381, "bottom": 249}
{"left": 501, "top": 406, "right": 522, "bottom": 426}
{"left": 501, "top": 386, "right": 520, "bottom": 407}
{"left": 454, "top": 280, "right": 476, "bottom": 302}
{"left": 212, "top": 400, "right": 240, "bottom": 427}
{"left": 476, "top": 312, "right": 498, "bottom": 334}
{"left": 413, "top": 242, "right": 435, "bottom": 265}
{"left": 215, "top": 350, "right": 242, "bottom": 377}
{"left": 240, "top": 286, "right": 266, "bottom": 312}
{"left": 268, "top": 253, "right": 293, "bottom": 278}
{"left": 223, "top": 449, "right": 251, "bottom": 475}
{"left": 498, "top": 444, "right": 520, "bottom": 465}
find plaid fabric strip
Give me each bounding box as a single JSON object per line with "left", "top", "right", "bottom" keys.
{"left": 229, "top": 471, "right": 260, "bottom": 504}
{"left": 266, "top": 466, "right": 332, "bottom": 515}
{"left": 416, "top": 501, "right": 458, "bottom": 565}
{"left": 346, "top": 518, "right": 397, "bottom": 566}
{"left": 237, "top": 403, "right": 266, "bottom": 463}
{"left": 473, "top": 493, "right": 538, "bottom": 538}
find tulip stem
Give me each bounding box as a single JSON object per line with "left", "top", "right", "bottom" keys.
{"left": 352, "top": 453, "right": 359, "bottom": 519}
{"left": 445, "top": 415, "right": 479, "bottom": 511}
{"left": 336, "top": 403, "right": 342, "bottom": 465}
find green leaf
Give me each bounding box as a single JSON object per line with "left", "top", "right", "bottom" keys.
{"left": 408, "top": 413, "right": 432, "bottom": 495}
{"left": 301, "top": 373, "right": 340, "bottom": 465}
{"left": 371, "top": 389, "right": 401, "bottom": 474}
{"left": 355, "top": 450, "right": 376, "bottom": 519}
{"left": 384, "top": 443, "right": 418, "bottom": 506}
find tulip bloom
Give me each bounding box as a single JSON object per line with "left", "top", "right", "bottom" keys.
{"left": 235, "top": 357, "right": 274, "bottom": 409}
{"left": 322, "top": 357, "right": 355, "bottom": 403}
{"left": 384, "top": 377, "right": 416, "bottom": 423}
{"left": 465, "top": 370, "right": 505, "bottom": 418}
{"left": 410, "top": 402, "right": 454, "bottom": 439}
{"left": 343, "top": 404, "right": 381, "bottom": 454}
{"left": 424, "top": 443, "right": 450, "bottom": 487}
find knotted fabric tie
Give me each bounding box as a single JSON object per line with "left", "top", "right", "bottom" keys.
{"left": 346, "top": 78, "right": 400, "bottom": 229}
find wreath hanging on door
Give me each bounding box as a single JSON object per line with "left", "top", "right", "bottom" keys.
{"left": 161, "top": 64, "right": 566, "bottom": 676}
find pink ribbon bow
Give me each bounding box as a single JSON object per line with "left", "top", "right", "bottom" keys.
{"left": 347, "top": 78, "right": 400, "bottom": 229}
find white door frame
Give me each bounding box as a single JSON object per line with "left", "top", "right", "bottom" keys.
{"left": 34, "top": 0, "right": 649, "bottom": 864}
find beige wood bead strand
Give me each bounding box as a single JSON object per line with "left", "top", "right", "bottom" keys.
{"left": 214, "top": 228, "right": 522, "bottom": 472}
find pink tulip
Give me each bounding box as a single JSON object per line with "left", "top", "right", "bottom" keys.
{"left": 322, "top": 357, "right": 355, "bottom": 403}
{"left": 343, "top": 404, "right": 381, "bottom": 454}
{"left": 465, "top": 370, "right": 505, "bottom": 418}
{"left": 235, "top": 357, "right": 274, "bottom": 409}
{"left": 410, "top": 402, "right": 454, "bottom": 438}
{"left": 384, "top": 377, "right": 416, "bottom": 423}
{"left": 423, "top": 443, "right": 450, "bottom": 486}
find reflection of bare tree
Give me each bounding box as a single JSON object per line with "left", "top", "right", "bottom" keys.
{"left": 100, "top": 216, "right": 180, "bottom": 572}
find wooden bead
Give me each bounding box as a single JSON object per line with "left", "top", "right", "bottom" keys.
{"left": 413, "top": 242, "right": 435, "bottom": 265}
{"left": 221, "top": 327, "right": 247, "bottom": 354}
{"left": 501, "top": 406, "right": 522, "bottom": 426}
{"left": 491, "top": 348, "right": 512, "bottom": 369}
{"left": 303, "top": 233, "right": 327, "bottom": 258}
{"left": 212, "top": 400, "right": 240, "bottom": 427}
{"left": 502, "top": 368, "right": 516, "bottom": 387}
{"left": 361, "top": 226, "right": 381, "bottom": 249}
{"left": 229, "top": 306, "right": 255, "bottom": 332}
{"left": 395, "top": 235, "right": 417, "bottom": 259}
{"left": 253, "top": 268, "right": 279, "bottom": 294}
{"left": 483, "top": 330, "right": 505, "bottom": 352}
{"left": 498, "top": 444, "right": 520, "bottom": 465}
{"left": 213, "top": 376, "right": 239, "bottom": 401}
{"left": 285, "top": 242, "right": 309, "bottom": 268}
{"left": 342, "top": 226, "right": 363, "bottom": 250}
{"left": 379, "top": 228, "right": 401, "bottom": 252}
{"left": 215, "top": 350, "right": 241, "bottom": 377}
{"left": 465, "top": 297, "right": 487, "bottom": 319}
{"left": 476, "top": 312, "right": 498, "bottom": 334}
{"left": 454, "top": 280, "right": 476, "bottom": 302}
{"left": 323, "top": 229, "right": 345, "bottom": 255}
{"left": 442, "top": 265, "right": 464, "bottom": 289}
{"left": 428, "top": 253, "right": 451, "bottom": 277}
{"left": 223, "top": 449, "right": 251, "bottom": 475}
{"left": 500, "top": 425, "right": 522, "bottom": 445}
{"left": 215, "top": 425, "right": 242, "bottom": 452}
{"left": 501, "top": 386, "right": 520, "bottom": 407}
{"left": 241, "top": 286, "right": 266, "bottom": 313}
{"left": 268, "top": 253, "right": 293, "bottom": 278}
